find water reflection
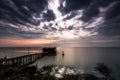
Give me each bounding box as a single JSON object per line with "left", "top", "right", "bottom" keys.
{"left": 0, "top": 47, "right": 120, "bottom": 79}
{"left": 37, "top": 64, "right": 116, "bottom": 80}
{"left": 33, "top": 47, "right": 120, "bottom": 80}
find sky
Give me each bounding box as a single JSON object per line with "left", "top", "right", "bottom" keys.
{"left": 0, "top": 0, "right": 120, "bottom": 47}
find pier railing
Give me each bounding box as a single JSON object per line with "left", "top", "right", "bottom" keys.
{"left": 3, "top": 53, "right": 43, "bottom": 66}
{"left": 0, "top": 47, "right": 57, "bottom": 66}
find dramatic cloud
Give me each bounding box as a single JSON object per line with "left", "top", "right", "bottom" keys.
{"left": 0, "top": 0, "right": 120, "bottom": 43}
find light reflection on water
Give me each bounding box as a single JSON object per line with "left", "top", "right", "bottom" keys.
{"left": 33, "top": 47, "right": 120, "bottom": 67}
{"left": 33, "top": 47, "right": 120, "bottom": 80}
{"left": 0, "top": 47, "right": 120, "bottom": 79}
{"left": 40, "top": 65, "right": 83, "bottom": 79}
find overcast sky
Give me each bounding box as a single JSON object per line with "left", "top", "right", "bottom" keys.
{"left": 0, "top": 0, "right": 120, "bottom": 47}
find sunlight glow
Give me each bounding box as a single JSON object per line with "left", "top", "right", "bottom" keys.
{"left": 48, "top": 0, "right": 62, "bottom": 20}
{"left": 0, "top": 39, "right": 57, "bottom": 47}
{"left": 24, "top": 0, "right": 107, "bottom": 40}
{"left": 61, "top": 31, "right": 79, "bottom": 39}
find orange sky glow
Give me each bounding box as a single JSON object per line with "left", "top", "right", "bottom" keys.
{"left": 0, "top": 39, "right": 58, "bottom": 47}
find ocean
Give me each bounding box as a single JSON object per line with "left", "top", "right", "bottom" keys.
{"left": 0, "top": 47, "right": 120, "bottom": 79}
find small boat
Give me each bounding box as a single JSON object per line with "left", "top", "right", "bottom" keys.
{"left": 62, "top": 51, "right": 64, "bottom": 57}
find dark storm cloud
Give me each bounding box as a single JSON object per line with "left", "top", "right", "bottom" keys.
{"left": 59, "top": 0, "right": 118, "bottom": 14}
{"left": 96, "top": 1, "right": 120, "bottom": 37}
{"left": 105, "top": 2, "right": 120, "bottom": 20}
{"left": 59, "top": 0, "right": 92, "bottom": 13}
{"left": 81, "top": 2, "right": 99, "bottom": 22}
{"left": 60, "top": 0, "right": 119, "bottom": 21}
{"left": 96, "top": 0, "right": 119, "bottom": 7}
{"left": 0, "top": 0, "right": 120, "bottom": 40}
{"left": 97, "top": 12, "right": 120, "bottom": 37}
{"left": 0, "top": 25, "right": 44, "bottom": 39}
{"left": 42, "top": 10, "right": 56, "bottom": 21}
{"left": 60, "top": 0, "right": 119, "bottom": 12}
{"left": 17, "top": 30, "right": 45, "bottom": 39}
{"left": 0, "top": 0, "right": 47, "bottom": 26}
{"left": 0, "top": 0, "right": 47, "bottom": 38}
{"left": 0, "top": 25, "right": 18, "bottom": 38}
{"left": 98, "top": 23, "right": 120, "bottom": 37}
{"left": 63, "top": 11, "right": 78, "bottom": 20}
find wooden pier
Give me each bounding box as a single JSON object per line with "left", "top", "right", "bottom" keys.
{"left": 0, "top": 47, "right": 57, "bottom": 66}
{"left": 3, "top": 53, "right": 43, "bottom": 66}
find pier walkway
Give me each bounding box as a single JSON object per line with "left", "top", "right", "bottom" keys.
{"left": 3, "top": 53, "right": 43, "bottom": 66}
{"left": 0, "top": 47, "right": 57, "bottom": 66}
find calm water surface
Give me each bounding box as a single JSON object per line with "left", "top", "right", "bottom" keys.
{"left": 34, "top": 47, "right": 120, "bottom": 79}
{"left": 0, "top": 47, "right": 120, "bottom": 79}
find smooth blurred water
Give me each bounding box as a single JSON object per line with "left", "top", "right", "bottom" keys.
{"left": 34, "top": 47, "right": 120, "bottom": 80}
{"left": 0, "top": 47, "right": 120, "bottom": 79}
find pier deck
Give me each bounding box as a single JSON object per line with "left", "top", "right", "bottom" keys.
{"left": 3, "top": 53, "right": 43, "bottom": 66}
{"left": 0, "top": 47, "right": 57, "bottom": 66}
